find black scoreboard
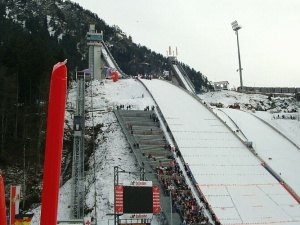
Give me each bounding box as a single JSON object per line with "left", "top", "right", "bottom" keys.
{"left": 123, "top": 186, "right": 153, "bottom": 213}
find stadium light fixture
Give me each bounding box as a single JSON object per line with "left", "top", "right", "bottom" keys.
{"left": 231, "top": 20, "right": 241, "bottom": 31}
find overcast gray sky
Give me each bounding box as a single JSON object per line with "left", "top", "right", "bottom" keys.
{"left": 72, "top": 0, "right": 300, "bottom": 88}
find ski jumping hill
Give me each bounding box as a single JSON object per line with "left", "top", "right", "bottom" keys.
{"left": 141, "top": 79, "right": 300, "bottom": 225}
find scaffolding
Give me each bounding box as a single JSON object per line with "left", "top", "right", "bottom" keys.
{"left": 71, "top": 78, "right": 85, "bottom": 219}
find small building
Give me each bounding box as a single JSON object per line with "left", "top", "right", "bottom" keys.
{"left": 168, "top": 56, "right": 177, "bottom": 65}
{"left": 76, "top": 70, "right": 91, "bottom": 81}
{"left": 213, "top": 81, "right": 229, "bottom": 91}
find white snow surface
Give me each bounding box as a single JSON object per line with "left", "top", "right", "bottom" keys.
{"left": 101, "top": 46, "right": 116, "bottom": 70}
{"left": 142, "top": 80, "right": 300, "bottom": 225}
{"left": 172, "top": 64, "right": 194, "bottom": 93}
{"left": 30, "top": 79, "right": 300, "bottom": 225}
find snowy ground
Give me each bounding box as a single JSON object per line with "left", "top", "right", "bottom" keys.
{"left": 199, "top": 90, "right": 300, "bottom": 147}
{"left": 30, "top": 80, "right": 300, "bottom": 225}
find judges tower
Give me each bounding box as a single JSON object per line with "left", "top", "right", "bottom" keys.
{"left": 87, "top": 24, "right": 103, "bottom": 80}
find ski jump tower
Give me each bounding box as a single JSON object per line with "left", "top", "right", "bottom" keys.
{"left": 71, "top": 24, "right": 103, "bottom": 221}
{"left": 87, "top": 24, "right": 103, "bottom": 80}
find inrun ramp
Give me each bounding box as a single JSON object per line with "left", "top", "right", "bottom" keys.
{"left": 141, "top": 79, "right": 300, "bottom": 225}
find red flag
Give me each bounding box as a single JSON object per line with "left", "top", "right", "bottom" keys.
{"left": 15, "top": 213, "right": 34, "bottom": 225}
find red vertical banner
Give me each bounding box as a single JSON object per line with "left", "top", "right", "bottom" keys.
{"left": 152, "top": 186, "right": 160, "bottom": 213}
{"left": 10, "top": 185, "right": 20, "bottom": 225}
{"left": 115, "top": 185, "right": 123, "bottom": 214}
{"left": 0, "top": 175, "right": 7, "bottom": 225}
{"left": 40, "top": 61, "right": 67, "bottom": 225}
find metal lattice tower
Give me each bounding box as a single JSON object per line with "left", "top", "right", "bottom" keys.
{"left": 71, "top": 78, "right": 85, "bottom": 219}
{"left": 88, "top": 45, "right": 94, "bottom": 80}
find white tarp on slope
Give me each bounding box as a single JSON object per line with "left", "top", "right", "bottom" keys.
{"left": 173, "top": 64, "right": 194, "bottom": 93}
{"left": 101, "top": 46, "right": 115, "bottom": 69}
{"left": 142, "top": 79, "right": 300, "bottom": 225}
{"left": 219, "top": 108, "right": 300, "bottom": 197}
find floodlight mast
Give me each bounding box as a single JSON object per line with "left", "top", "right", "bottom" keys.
{"left": 231, "top": 20, "right": 243, "bottom": 89}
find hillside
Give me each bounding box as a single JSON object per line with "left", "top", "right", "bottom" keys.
{"left": 0, "top": 0, "right": 212, "bottom": 212}
{"left": 1, "top": 0, "right": 299, "bottom": 222}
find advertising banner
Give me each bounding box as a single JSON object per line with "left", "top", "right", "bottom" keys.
{"left": 10, "top": 185, "right": 20, "bottom": 225}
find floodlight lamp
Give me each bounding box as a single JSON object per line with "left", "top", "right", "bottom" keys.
{"left": 231, "top": 20, "right": 241, "bottom": 31}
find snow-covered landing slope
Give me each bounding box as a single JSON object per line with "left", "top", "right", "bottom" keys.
{"left": 218, "top": 108, "right": 300, "bottom": 198}
{"left": 142, "top": 79, "right": 300, "bottom": 225}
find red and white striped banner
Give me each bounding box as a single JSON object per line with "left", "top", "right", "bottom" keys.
{"left": 10, "top": 185, "right": 20, "bottom": 225}
{"left": 115, "top": 185, "right": 123, "bottom": 214}
{"left": 152, "top": 186, "right": 160, "bottom": 213}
